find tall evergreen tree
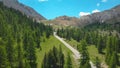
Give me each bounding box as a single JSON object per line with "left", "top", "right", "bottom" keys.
{"left": 79, "top": 40, "right": 91, "bottom": 68}
{"left": 17, "top": 36, "right": 24, "bottom": 68}
{"left": 26, "top": 36, "right": 37, "bottom": 68}
{"left": 58, "top": 45, "right": 64, "bottom": 68}
{"left": 95, "top": 57, "right": 101, "bottom": 68}
{"left": 66, "top": 52, "right": 72, "bottom": 68}
{"left": 0, "top": 2, "right": 53, "bottom": 68}
{"left": 0, "top": 46, "right": 8, "bottom": 68}
{"left": 97, "top": 35, "right": 104, "bottom": 53}
{"left": 41, "top": 53, "right": 48, "bottom": 68}
{"left": 109, "top": 52, "right": 117, "bottom": 68}
{"left": 6, "top": 37, "right": 15, "bottom": 68}
{"left": 41, "top": 46, "right": 64, "bottom": 68}
{"left": 105, "top": 36, "right": 112, "bottom": 64}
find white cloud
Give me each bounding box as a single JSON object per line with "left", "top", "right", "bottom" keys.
{"left": 38, "top": 0, "right": 48, "bottom": 2}
{"left": 97, "top": 3, "right": 100, "bottom": 7}
{"left": 92, "top": 9, "right": 100, "bottom": 13}
{"left": 79, "top": 12, "right": 90, "bottom": 16}
{"left": 79, "top": 9, "right": 100, "bottom": 17}
{"left": 102, "top": 0, "right": 107, "bottom": 2}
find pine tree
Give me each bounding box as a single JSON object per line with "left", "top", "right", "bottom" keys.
{"left": 97, "top": 35, "right": 104, "bottom": 54}
{"left": 6, "top": 37, "right": 15, "bottom": 68}
{"left": 83, "top": 61, "right": 91, "bottom": 68}
{"left": 58, "top": 45, "right": 64, "bottom": 68}
{"left": 26, "top": 36, "right": 37, "bottom": 68}
{"left": 97, "top": 35, "right": 101, "bottom": 53}
{"left": 109, "top": 52, "right": 117, "bottom": 68}
{"left": 17, "top": 36, "right": 24, "bottom": 68}
{"left": 0, "top": 46, "right": 8, "bottom": 68}
{"left": 105, "top": 36, "right": 112, "bottom": 64}
{"left": 95, "top": 57, "right": 101, "bottom": 68}
{"left": 41, "top": 46, "right": 65, "bottom": 68}
{"left": 41, "top": 53, "right": 48, "bottom": 68}
{"left": 0, "top": 3, "right": 53, "bottom": 68}
{"left": 105, "top": 36, "right": 119, "bottom": 66}
{"left": 80, "top": 40, "right": 91, "bottom": 68}
{"left": 66, "top": 52, "right": 72, "bottom": 68}
{"left": 25, "top": 60, "right": 31, "bottom": 68}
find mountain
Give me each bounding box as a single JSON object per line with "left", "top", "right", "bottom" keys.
{"left": 49, "top": 5, "right": 120, "bottom": 27}
{"left": 0, "top": 0, "right": 46, "bottom": 21}
{"left": 43, "top": 16, "right": 80, "bottom": 26}
{"left": 78, "top": 5, "right": 120, "bottom": 26}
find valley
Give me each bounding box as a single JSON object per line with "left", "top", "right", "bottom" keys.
{"left": 0, "top": 0, "right": 120, "bottom": 68}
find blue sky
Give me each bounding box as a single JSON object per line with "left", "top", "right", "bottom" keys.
{"left": 18, "top": 0, "right": 120, "bottom": 19}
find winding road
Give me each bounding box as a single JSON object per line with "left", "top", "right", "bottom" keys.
{"left": 54, "top": 32, "right": 96, "bottom": 68}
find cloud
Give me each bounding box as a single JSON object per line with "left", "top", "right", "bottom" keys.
{"left": 102, "top": 0, "right": 107, "bottom": 2}
{"left": 79, "top": 12, "right": 90, "bottom": 16}
{"left": 79, "top": 9, "right": 100, "bottom": 17}
{"left": 92, "top": 9, "right": 100, "bottom": 13}
{"left": 97, "top": 3, "right": 100, "bottom": 7}
{"left": 38, "top": 0, "right": 48, "bottom": 2}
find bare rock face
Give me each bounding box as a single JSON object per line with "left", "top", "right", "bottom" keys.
{"left": 50, "top": 15, "right": 80, "bottom": 26}
{"left": 80, "top": 5, "right": 120, "bottom": 26}
{"left": 51, "top": 5, "right": 120, "bottom": 27}
{"left": 0, "top": 0, "right": 46, "bottom": 21}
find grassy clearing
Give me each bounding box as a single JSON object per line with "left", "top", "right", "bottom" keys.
{"left": 86, "top": 45, "right": 105, "bottom": 63}
{"left": 65, "top": 39, "right": 106, "bottom": 64}
{"left": 36, "top": 36, "right": 78, "bottom": 68}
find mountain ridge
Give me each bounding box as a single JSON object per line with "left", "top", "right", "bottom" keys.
{"left": 0, "top": 0, "right": 46, "bottom": 21}
{"left": 48, "top": 4, "right": 120, "bottom": 27}
{"left": 0, "top": 0, "right": 120, "bottom": 26}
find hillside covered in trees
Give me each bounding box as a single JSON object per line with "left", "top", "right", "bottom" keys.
{"left": 0, "top": 2, "right": 53, "bottom": 68}
{"left": 57, "top": 22, "right": 120, "bottom": 68}
{"left": 0, "top": 0, "right": 120, "bottom": 68}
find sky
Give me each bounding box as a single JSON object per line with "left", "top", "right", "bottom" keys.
{"left": 18, "top": 0, "right": 120, "bottom": 19}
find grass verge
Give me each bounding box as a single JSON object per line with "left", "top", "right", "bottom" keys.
{"left": 65, "top": 39, "right": 107, "bottom": 66}
{"left": 36, "top": 36, "right": 78, "bottom": 68}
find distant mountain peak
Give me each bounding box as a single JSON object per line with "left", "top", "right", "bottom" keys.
{"left": 0, "top": 0, "right": 46, "bottom": 21}
{"left": 49, "top": 4, "right": 120, "bottom": 27}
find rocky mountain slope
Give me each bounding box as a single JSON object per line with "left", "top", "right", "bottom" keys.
{"left": 44, "top": 16, "right": 80, "bottom": 26}
{"left": 0, "top": 0, "right": 119, "bottom": 26}
{"left": 0, "top": 0, "right": 46, "bottom": 21}
{"left": 49, "top": 5, "right": 120, "bottom": 27}
{"left": 78, "top": 5, "right": 120, "bottom": 26}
